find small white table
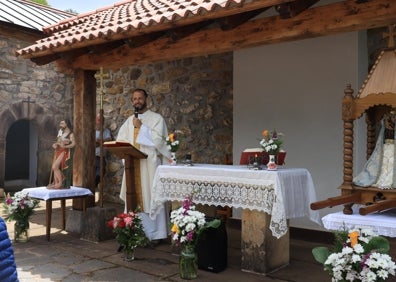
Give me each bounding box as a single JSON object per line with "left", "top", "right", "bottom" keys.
{"left": 149, "top": 164, "right": 320, "bottom": 274}
{"left": 22, "top": 186, "right": 93, "bottom": 241}
{"left": 322, "top": 207, "right": 396, "bottom": 238}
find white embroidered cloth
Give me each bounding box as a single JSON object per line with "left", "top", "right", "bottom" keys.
{"left": 22, "top": 186, "right": 93, "bottom": 200}
{"left": 150, "top": 164, "right": 320, "bottom": 238}
{"left": 322, "top": 208, "right": 396, "bottom": 237}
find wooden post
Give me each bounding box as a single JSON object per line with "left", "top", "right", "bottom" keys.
{"left": 94, "top": 67, "right": 109, "bottom": 208}
{"left": 72, "top": 69, "right": 96, "bottom": 210}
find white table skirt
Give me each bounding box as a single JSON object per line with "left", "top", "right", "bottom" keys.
{"left": 22, "top": 186, "right": 93, "bottom": 200}
{"left": 150, "top": 164, "right": 320, "bottom": 238}
{"left": 322, "top": 208, "right": 396, "bottom": 237}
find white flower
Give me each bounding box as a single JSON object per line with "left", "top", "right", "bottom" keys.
{"left": 318, "top": 227, "right": 396, "bottom": 282}
{"left": 353, "top": 244, "right": 364, "bottom": 254}
{"left": 170, "top": 199, "right": 207, "bottom": 246}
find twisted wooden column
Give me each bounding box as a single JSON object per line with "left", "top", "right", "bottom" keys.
{"left": 341, "top": 84, "right": 354, "bottom": 187}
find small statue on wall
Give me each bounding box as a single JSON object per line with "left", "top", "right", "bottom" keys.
{"left": 353, "top": 110, "right": 396, "bottom": 189}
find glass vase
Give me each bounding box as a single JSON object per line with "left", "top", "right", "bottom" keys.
{"left": 123, "top": 248, "right": 135, "bottom": 261}
{"left": 179, "top": 244, "right": 198, "bottom": 279}
{"left": 267, "top": 154, "right": 277, "bottom": 170}
{"left": 14, "top": 218, "right": 30, "bottom": 243}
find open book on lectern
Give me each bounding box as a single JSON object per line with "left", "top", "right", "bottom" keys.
{"left": 103, "top": 140, "right": 148, "bottom": 159}
{"left": 103, "top": 140, "right": 132, "bottom": 147}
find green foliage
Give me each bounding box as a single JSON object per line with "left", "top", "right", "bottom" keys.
{"left": 31, "top": 0, "right": 49, "bottom": 6}
{"left": 312, "top": 246, "right": 330, "bottom": 264}
{"left": 107, "top": 212, "right": 149, "bottom": 251}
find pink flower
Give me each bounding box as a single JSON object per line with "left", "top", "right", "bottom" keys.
{"left": 124, "top": 216, "right": 134, "bottom": 227}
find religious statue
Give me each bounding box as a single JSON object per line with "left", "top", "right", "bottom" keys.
{"left": 47, "top": 119, "right": 75, "bottom": 189}
{"left": 353, "top": 110, "right": 396, "bottom": 189}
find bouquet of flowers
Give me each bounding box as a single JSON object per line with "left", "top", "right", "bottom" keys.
{"left": 3, "top": 191, "right": 40, "bottom": 222}
{"left": 170, "top": 195, "right": 221, "bottom": 248}
{"left": 107, "top": 212, "right": 149, "bottom": 252}
{"left": 312, "top": 227, "right": 396, "bottom": 282}
{"left": 259, "top": 129, "right": 283, "bottom": 155}
{"left": 166, "top": 130, "right": 183, "bottom": 152}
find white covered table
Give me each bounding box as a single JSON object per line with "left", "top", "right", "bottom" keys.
{"left": 22, "top": 186, "right": 93, "bottom": 241}
{"left": 149, "top": 164, "right": 320, "bottom": 274}
{"left": 322, "top": 207, "right": 396, "bottom": 238}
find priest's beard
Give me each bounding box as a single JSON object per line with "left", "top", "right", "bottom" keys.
{"left": 135, "top": 102, "right": 147, "bottom": 113}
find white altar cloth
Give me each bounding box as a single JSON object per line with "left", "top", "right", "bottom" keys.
{"left": 322, "top": 208, "right": 396, "bottom": 238}
{"left": 22, "top": 186, "right": 93, "bottom": 200}
{"left": 150, "top": 164, "right": 320, "bottom": 238}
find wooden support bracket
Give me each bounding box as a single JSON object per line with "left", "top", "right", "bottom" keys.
{"left": 310, "top": 192, "right": 361, "bottom": 210}
{"left": 359, "top": 199, "right": 396, "bottom": 215}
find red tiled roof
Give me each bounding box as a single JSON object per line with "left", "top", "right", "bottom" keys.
{"left": 17, "top": 0, "right": 246, "bottom": 57}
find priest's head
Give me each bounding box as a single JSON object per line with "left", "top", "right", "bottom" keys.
{"left": 132, "top": 88, "right": 148, "bottom": 113}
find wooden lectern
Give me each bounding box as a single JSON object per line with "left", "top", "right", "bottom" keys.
{"left": 104, "top": 141, "right": 147, "bottom": 211}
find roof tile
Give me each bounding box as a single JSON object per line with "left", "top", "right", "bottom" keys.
{"left": 17, "top": 0, "right": 245, "bottom": 57}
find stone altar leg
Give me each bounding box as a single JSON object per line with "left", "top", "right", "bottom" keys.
{"left": 241, "top": 210, "right": 289, "bottom": 274}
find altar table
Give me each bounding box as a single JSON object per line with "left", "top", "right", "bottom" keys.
{"left": 149, "top": 164, "right": 320, "bottom": 274}
{"left": 22, "top": 186, "right": 93, "bottom": 241}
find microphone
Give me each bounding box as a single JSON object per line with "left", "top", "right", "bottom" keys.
{"left": 134, "top": 107, "right": 139, "bottom": 128}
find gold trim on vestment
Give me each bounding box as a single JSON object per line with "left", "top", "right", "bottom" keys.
{"left": 133, "top": 128, "right": 144, "bottom": 210}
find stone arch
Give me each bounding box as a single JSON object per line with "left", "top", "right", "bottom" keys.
{"left": 0, "top": 101, "right": 64, "bottom": 189}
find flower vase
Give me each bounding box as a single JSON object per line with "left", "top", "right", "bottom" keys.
{"left": 179, "top": 244, "right": 198, "bottom": 280}
{"left": 170, "top": 152, "right": 177, "bottom": 165}
{"left": 123, "top": 248, "right": 135, "bottom": 261}
{"left": 267, "top": 154, "right": 277, "bottom": 171}
{"left": 14, "top": 218, "right": 29, "bottom": 243}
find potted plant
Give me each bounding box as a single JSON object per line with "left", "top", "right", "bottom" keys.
{"left": 170, "top": 195, "right": 221, "bottom": 279}
{"left": 3, "top": 191, "right": 40, "bottom": 243}
{"left": 107, "top": 211, "right": 149, "bottom": 261}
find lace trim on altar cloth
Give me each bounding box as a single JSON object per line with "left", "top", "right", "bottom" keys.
{"left": 150, "top": 174, "right": 288, "bottom": 238}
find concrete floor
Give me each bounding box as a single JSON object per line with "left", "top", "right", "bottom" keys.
{"left": 2, "top": 197, "right": 396, "bottom": 281}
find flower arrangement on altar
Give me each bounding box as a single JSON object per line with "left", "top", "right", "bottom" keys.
{"left": 107, "top": 212, "right": 149, "bottom": 254}
{"left": 3, "top": 191, "right": 40, "bottom": 222}
{"left": 259, "top": 129, "right": 283, "bottom": 155}
{"left": 312, "top": 227, "right": 396, "bottom": 282}
{"left": 166, "top": 130, "right": 183, "bottom": 152}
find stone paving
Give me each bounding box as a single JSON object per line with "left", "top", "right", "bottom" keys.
{"left": 1, "top": 198, "right": 333, "bottom": 282}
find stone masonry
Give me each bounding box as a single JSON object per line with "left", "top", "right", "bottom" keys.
{"left": 98, "top": 54, "right": 233, "bottom": 203}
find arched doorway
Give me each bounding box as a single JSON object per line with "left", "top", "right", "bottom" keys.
{"left": 5, "top": 119, "right": 38, "bottom": 189}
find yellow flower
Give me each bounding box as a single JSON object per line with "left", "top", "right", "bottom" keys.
{"left": 169, "top": 133, "right": 175, "bottom": 142}
{"left": 348, "top": 231, "right": 359, "bottom": 247}
{"left": 262, "top": 130, "right": 269, "bottom": 139}
{"left": 171, "top": 223, "right": 179, "bottom": 233}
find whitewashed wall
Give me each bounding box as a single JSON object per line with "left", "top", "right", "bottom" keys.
{"left": 233, "top": 31, "right": 368, "bottom": 231}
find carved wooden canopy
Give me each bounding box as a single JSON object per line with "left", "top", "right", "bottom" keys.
{"left": 16, "top": 0, "right": 396, "bottom": 70}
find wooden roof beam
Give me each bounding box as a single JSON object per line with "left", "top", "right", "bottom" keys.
{"left": 275, "top": 0, "right": 320, "bottom": 19}
{"left": 19, "top": 0, "right": 294, "bottom": 60}
{"left": 71, "top": 0, "right": 396, "bottom": 70}
{"left": 166, "top": 21, "right": 213, "bottom": 42}
{"left": 217, "top": 8, "right": 269, "bottom": 30}
{"left": 124, "top": 31, "right": 165, "bottom": 48}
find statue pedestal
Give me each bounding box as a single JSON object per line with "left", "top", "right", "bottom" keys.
{"left": 77, "top": 206, "right": 117, "bottom": 242}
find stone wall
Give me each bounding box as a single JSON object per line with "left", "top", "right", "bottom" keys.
{"left": 0, "top": 26, "right": 73, "bottom": 187}
{"left": 98, "top": 54, "right": 233, "bottom": 203}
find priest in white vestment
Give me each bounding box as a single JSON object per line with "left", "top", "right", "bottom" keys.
{"left": 117, "top": 88, "right": 171, "bottom": 241}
